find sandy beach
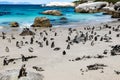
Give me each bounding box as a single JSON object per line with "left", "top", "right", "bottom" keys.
{"left": 0, "top": 20, "right": 120, "bottom": 80}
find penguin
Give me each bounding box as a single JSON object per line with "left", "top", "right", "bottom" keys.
{"left": 28, "top": 47, "right": 34, "bottom": 52}
{"left": 51, "top": 41, "right": 55, "bottom": 48}
{"left": 40, "top": 32, "right": 43, "bottom": 37}
{"left": 94, "top": 36, "right": 97, "bottom": 41}
{"left": 100, "top": 37, "right": 103, "bottom": 41}
{"left": 5, "top": 46, "right": 9, "bottom": 52}
{"left": 39, "top": 42, "right": 43, "bottom": 47}
{"left": 11, "top": 34, "right": 15, "bottom": 39}
{"left": 21, "top": 41, "right": 24, "bottom": 46}
{"left": 68, "top": 36, "right": 71, "bottom": 41}
{"left": 50, "top": 38, "right": 54, "bottom": 40}
{"left": 30, "top": 37, "right": 34, "bottom": 44}
{"left": 55, "top": 32, "right": 57, "bottom": 36}
{"left": 43, "top": 30, "right": 47, "bottom": 35}
{"left": 43, "top": 37, "right": 47, "bottom": 41}
{"left": 54, "top": 47, "right": 61, "bottom": 51}
{"left": 109, "top": 30, "right": 111, "bottom": 34}
{"left": 46, "top": 40, "right": 49, "bottom": 46}
{"left": 67, "top": 44, "right": 70, "bottom": 50}
{"left": 63, "top": 50, "right": 66, "bottom": 55}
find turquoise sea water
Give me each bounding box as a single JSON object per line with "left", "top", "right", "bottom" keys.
{"left": 0, "top": 4, "right": 115, "bottom": 28}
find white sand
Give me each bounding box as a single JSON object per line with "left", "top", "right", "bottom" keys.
{"left": 0, "top": 21, "right": 120, "bottom": 80}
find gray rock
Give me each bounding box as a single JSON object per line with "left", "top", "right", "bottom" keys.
{"left": 101, "top": 6, "right": 120, "bottom": 18}
{"left": 42, "top": 10, "right": 62, "bottom": 16}
{"left": 111, "top": 11, "right": 120, "bottom": 18}
{"left": 60, "top": 17, "right": 67, "bottom": 20}
{"left": 75, "top": 2, "right": 108, "bottom": 13}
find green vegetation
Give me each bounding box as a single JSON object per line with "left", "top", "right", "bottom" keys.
{"left": 73, "top": 0, "right": 88, "bottom": 6}
{"left": 95, "top": 0, "right": 119, "bottom": 3}
{"left": 72, "top": 1, "right": 80, "bottom": 6}
{"left": 73, "top": 0, "right": 119, "bottom": 5}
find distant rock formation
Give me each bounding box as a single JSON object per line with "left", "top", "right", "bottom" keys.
{"left": 31, "top": 17, "right": 52, "bottom": 27}
{"left": 46, "top": 2, "right": 75, "bottom": 7}
{"left": 10, "top": 22, "right": 19, "bottom": 27}
{"left": 75, "top": 1, "right": 120, "bottom": 18}
{"left": 42, "top": 10, "right": 62, "bottom": 16}
{"left": 75, "top": 2, "right": 108, "bottom": 13}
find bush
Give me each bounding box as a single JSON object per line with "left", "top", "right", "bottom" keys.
{"left": 95, "top": 0, "right": 119, "bottom": 3}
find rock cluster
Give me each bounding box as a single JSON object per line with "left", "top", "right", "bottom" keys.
{"left": 101, "top": 1, "right": 120, "bottom": 18}
{"left": 75, "top": 1, "right": 120, "bottom": 18}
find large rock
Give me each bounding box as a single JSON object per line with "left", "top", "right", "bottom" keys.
{"left": 31, "top": 17, "right": 52, "bottom": 27}
{"left": 10, "top": 22, "right": 19, "bottom": 27}
{"left": 101, "top": 7, "right": 115, "bottom": 15}
{"left": 101, "top": 6, "right": 120, "bottom": 18}
{"left": 111, "top": 11, "right": 120, "bottom": 18}
{"left": 42, "top": 10, "right": 62, "bottom": 16}
{"left": 75, "top": 2, "right": 108, "bottom": 13}
{"left": 113, "top": 2, "right": 120, "bottom": 18}
{"left": 114, "top": 2, "right": 120, "bottom": 11}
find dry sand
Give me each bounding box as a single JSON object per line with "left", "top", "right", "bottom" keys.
{"left": 0, "top": 21, "right": 120, "bottom": 80}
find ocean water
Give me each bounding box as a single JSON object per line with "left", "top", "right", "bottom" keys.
{"left": 0, "top": 4, "right": 115, "bottom": 28}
